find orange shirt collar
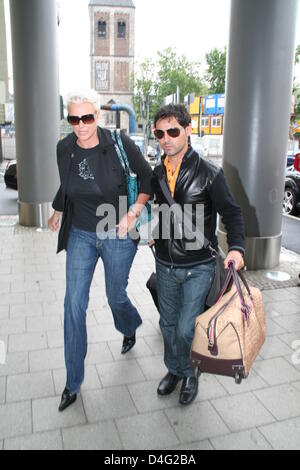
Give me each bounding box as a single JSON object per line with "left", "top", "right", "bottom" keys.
{"left": 164, "top": 156, "right": 182, "bottom": 198}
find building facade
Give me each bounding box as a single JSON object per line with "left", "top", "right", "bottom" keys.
{"left": 89, "top": 0, "right": 135, "bottom": 130}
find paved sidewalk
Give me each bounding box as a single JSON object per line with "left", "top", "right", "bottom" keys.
{"left": 0, "top": 221, "right": 300, "bottom": 450}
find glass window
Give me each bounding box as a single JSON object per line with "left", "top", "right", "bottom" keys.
{"left": 118, "top": 21, "right": 126, "bottom": 39}
{"left": 212, "top": 117, "right": 221, "bottom": 128}
{"left": 98, "top": 20, "right": 106, "bottom": 39}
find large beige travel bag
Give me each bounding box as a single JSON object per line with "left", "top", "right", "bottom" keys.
{"left": 190, "top": 264, "right": 266, "bottom": 384}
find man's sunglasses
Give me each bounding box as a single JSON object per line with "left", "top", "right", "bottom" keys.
{"left": 67, "top": 114, "right": 97, "bottom": 126}
{"left": 154, "top": 128, "right": 181, "bottom": 140}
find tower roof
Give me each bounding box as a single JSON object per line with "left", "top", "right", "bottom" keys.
{"left": 89, "top": 0, "right": 135, "bottom": 7}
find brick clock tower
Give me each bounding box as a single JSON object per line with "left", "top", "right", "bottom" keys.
{"left": 89, "top": 0, "right": 135, "bottom": 130}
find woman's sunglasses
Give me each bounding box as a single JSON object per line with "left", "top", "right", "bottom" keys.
{"left": 67, "top": 114, "right": 97, "bottom": 126}
{"left": 154, "top": 128, "right": 181, "bottom": 140}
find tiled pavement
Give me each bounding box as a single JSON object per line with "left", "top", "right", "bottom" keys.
{"left": 0, "top": 222, "right": 300, "bottom": 450}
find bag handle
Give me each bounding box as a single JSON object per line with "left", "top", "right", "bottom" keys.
{"left": 111, "top": 130, "right": 131, "bottom": 175}
{"left": 216, "top": 268, "right": 234, "bottom": 303}
{"left": 237, "top": 269, "right": 253, "bottom": 300}
{"left": 214, "top": 261, "right": 251, "bottom": 323}
{"left": 148, "top": 240, "right": 156, "bottom": 259}
{"left": 228, "top": 262, "right": 252, "bottom": 323}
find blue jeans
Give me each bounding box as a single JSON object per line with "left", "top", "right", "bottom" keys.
{"left": 156, "top": 260, "right": 215, "bottom": 378}
{"left": 64, "top": 226, "right": 142, "bottom": 393}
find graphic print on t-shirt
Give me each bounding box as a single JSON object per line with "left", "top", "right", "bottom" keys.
{"left": 78, "top": 159, "right": 95, "bottom": 181}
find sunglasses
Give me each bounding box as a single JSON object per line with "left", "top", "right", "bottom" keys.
{"left": 154, "top": 128, "right": 181, "bottom": 140}
{"left": 67, "top": 114, "right": 97, "bottom": 126}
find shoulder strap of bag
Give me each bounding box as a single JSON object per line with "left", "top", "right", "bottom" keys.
{"left": 111, "top": 129, "right": 131, "bottom": 174}
{"left": 157, "top": 166, "right": 212, "bottom": 252}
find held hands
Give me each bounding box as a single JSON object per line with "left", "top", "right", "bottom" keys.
{"left": 48, "top": 211, "right": 62, "bottom": 233}
{"left": 224, "top": 250, "right": 245, "bottom": 271}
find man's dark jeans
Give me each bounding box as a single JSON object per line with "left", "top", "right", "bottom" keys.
{"left": 156, "top": 260, "right": 215, "bottom": 378}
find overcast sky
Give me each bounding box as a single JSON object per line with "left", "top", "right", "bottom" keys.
{"left": 56, "top": 0, "right": 234, "bottom": 94}
{"left": 4, "top": 0, "right": 300, "bottom": 95}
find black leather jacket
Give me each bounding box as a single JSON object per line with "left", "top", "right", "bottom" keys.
{"left": 152, "top": 148, "right": 245, "bottom": 267}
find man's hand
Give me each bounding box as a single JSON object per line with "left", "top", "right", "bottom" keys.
{"left": 48, "top": 211, "right": 62, "bottom": 232}
{"left": 224, "top": 250, "right": 245, "bottom": 271}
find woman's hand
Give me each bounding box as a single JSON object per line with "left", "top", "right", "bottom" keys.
{"left": 116, "top": 212, "right": 137, "bottom": 238}
{"left": 116, "top": 197, "right": 149, "bottom": 238}
{"left": 224, "top": 250, "right": 245, "bottom": 271}
{"left": 48, "top": 211, "right": 62, "bottom": 232}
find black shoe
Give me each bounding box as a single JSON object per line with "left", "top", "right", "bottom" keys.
{"left": 157, "top": 373, "right": 182, "bottom": 396}
{"left": 121, "top": 333, "right": 136, "bottom": 355}
{"left": 179, "top": 376, "right": 199, "bottom": 406}
{"left": 58, "top": 387, "right": 77, "bottom": 412}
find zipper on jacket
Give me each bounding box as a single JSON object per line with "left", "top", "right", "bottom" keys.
{"left": 168, "top": 211, "right": 175, "bottom": 269}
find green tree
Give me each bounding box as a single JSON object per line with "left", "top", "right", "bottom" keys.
{"left": 131, "top": 48, "right": 207, "bottom": 122}
{"left": 204, "top": 48, "right": 227, "bottom": 94}
{"left": 131, "top": 58, "right": 157, "bottom": 121}
{"left": 155, "top": 48, "right": 207, "bottom": 111}
{"left": 295, "top": 45, "right": 300, "bottom": 65}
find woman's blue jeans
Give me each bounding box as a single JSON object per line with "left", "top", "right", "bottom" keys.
{"left": 64, "top": 226, "right": 142, "bottom": 393}
{"left": 156, "top": 260, "right": 215, "bottom": 378}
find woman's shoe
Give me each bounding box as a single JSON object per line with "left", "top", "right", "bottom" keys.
{"left": 58, "top": 387, "right": 77, "bottom": 412}
{"left": 121, "top": 333, "right": 136, "bottom": 354}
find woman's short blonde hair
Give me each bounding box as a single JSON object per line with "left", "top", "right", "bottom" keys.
{"left": 65, "top": 88, "right": 101, "bottom": 112}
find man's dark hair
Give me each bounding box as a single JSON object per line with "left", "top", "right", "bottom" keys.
{"left": 154, "top": 104, "right": 192, "bottom": 128}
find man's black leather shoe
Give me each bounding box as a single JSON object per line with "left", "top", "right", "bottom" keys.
{"left": 157, "top": 373, "right": 182, "bottom": 396}
{"left": 58, "top": 388, "right": 77, "bottom": 412}
{"left": 179, "top": 376, "right": 199, "bottom": 406}
{"left": 121, "top": 333, "right": 136, "bottom": 354}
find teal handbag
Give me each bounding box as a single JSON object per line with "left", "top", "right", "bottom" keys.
{"left": 111, "top": 130, "right": 152, "bottom": 228}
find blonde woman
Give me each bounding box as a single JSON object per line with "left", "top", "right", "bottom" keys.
{"left": 48, "top": 89, "right": 152, "bottom": 411}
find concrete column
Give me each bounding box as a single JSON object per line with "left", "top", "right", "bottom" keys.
{"left": 10, "top": 0, "right": 60, "bottom": 227}
{"left": 220, "top": 0, "right": 299, "bottom": 270}
{"left": 0, "top": 0, "right": 9, "bottom": 163}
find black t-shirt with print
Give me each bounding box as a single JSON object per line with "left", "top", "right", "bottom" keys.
{"left": 67, "top": 143, "right": 127, "bottom": 233}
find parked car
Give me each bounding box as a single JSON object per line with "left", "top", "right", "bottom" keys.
{"left": 283, "top": 154, "right": 300, "bottom": 215}
{"left": 147, "top": 145, "right": 156, "bottom": 159}
{"left": 4, "top": 160, "right": 17, "bottom": 190}
{"left": 287, "top": 154, "right": 295, "bottom": 167}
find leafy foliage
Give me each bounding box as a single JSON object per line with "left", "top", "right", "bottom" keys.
{"left": 131, "top": 48, "right": 207, "bottom": 121}
{"left": 132, "top": 44, "right": 300, "bottom": 120}
{"left": 204, "top": 48, "right": 227, "bottom": 94}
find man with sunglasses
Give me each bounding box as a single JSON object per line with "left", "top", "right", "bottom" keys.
{"left": 48, "top": 89, "right": 152, "bottom": 412}
{"left": 152, "top": 104, "right": 245, "bottom": 406}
